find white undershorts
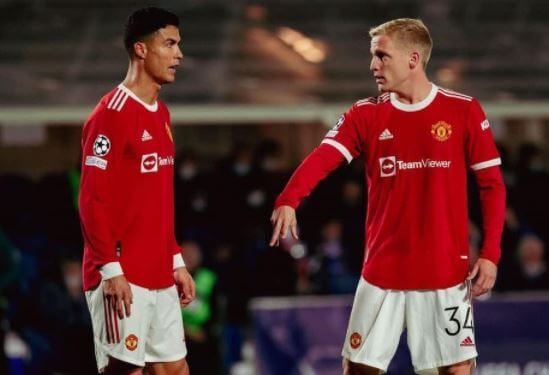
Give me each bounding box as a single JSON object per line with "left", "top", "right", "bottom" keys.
{"left": 342, "top": 277, "right": 477, "bottom": 373}
{"left": 85, "top": 282, "right": 187, "bottom": 372}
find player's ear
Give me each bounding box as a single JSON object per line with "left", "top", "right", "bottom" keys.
{"left": 409, "top": 51, "right": 420, "bottom": 69}
{"left": 134, "top": 42, "right": 147, "bottom": 59}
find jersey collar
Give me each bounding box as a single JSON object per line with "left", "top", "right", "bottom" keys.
{"left": 389, "top": 83, "right": 438, "bottom": 112}
{"left": 118, "top": 84, "right": 158, "bottom": 112}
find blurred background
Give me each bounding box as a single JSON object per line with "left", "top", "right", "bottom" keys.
{"left": 1, "top": 0, "right": 549, "bottom": 374}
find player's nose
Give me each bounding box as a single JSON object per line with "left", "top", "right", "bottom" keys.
{"left": 175, "top": 46, "right": 183, "bottom": 60}
{"left": 370, "top": 57, "right": 378, "bottom": 71}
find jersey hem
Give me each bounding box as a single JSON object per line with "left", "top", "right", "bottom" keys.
{"left": 127, "top": 279, "right": 175, "bottom": 290}
{"left": 84, "top": 278, "right": 175, "bottom": 292}
{"left": 361, "top": 274, "right": 467, "bottom": 291}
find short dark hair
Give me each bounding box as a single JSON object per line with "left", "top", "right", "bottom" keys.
{"left": 124, "top": 7, "right": 179, "bottom": 56}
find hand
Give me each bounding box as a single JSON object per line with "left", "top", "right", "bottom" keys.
{"left": 468, "top": 258, "right": 497, "bottom": 298}
{"left": 269, "top": 205, "right": 298, "bottom": 247}
{"left": 103, "top": 275, "right": 133, "bottom": 319}
{"left": 174, "top": 267, "right": 195, "bottom": 307}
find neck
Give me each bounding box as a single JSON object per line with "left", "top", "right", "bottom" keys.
{"left": 122, "top": 60, "right": 161, "bottom": 105}
{"left": 391, "top": 73, "right": 431, "bottom": 104}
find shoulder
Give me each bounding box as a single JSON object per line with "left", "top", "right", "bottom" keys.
{"left": 342, "top": 93, "right": 390, "bottom": 123}
{"left": 436, "top": 86, "right": 475, "bottom": 104}
{"left": 344, "top": 93, "right": 390, "bottom": 118}
{"left": 84, "top": 87, "right": 132, "bottom": 133}
{"left": 435, "top": 87, "right": 488, "bottom": 121}
{"left": 102, "top": 86, "right": 132, "bottom": 113}
{"left": 92, "top": 87, "right": 131, "bottom": 117}
{"left": 353, "top": 92, "right": 391, "bottom": 109}
{"left": 89, "top": 86, "right": 135, "bottom": 128}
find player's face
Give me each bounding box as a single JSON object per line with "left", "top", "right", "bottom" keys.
{"left": 143, "top": 25, "right": 183, "bottom": 85}
{"left": 369, "top": 34, "right": 411, "bottom": 93}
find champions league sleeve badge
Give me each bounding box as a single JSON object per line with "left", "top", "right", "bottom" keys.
{"left": 93, "top": 134, "right": 111, "bottom": 156}
{"left": 327, "top": 114, "right": 345, "bottom": 137}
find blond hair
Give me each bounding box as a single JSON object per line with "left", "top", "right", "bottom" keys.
{"left": 369, "top": 18, "right": 433, "bottom": 69}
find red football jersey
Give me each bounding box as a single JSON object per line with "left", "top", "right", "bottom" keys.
{"left": 80, "top": 84, "right": 181, "bottom": 291}
{"left": 278, "top": 84, "right": 503, "bottom": 289}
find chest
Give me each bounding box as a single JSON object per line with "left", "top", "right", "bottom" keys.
{"left": 366, "top": 108, "right": 466, "bottom": 160}
{"left": 122, "top": 111, "right": 175, "bottom": 173}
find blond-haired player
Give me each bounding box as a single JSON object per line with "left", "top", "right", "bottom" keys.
{"left": 271, "top": 18, "right": 505, "bottom": 374}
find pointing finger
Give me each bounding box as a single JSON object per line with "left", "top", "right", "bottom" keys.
{"left": 270, "top": 218, "right": 283, "bottom": 246}
{"left": 290, "top": 222, "right": 299, "bottom": 240}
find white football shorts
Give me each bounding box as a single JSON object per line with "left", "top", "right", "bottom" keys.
{"left": 85, "top": 282, "right": 187, "bottom": 372}
{"left": 342, "top": 277, "right": 477, "bottom": 373}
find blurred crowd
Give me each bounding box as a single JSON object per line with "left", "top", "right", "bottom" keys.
{"left": 0, "top": 139, "right": 548, "bottom": 374}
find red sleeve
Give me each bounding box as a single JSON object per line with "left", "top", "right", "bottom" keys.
{"left": 275, "top": 104, "right": 364, "bottom": 209}
{"left": 160, "top": 103, "right": 181, "bottom": 257}
{"left": 171, "top": 235, "right": 181, "bottom": 256}
{"left": 465, "top": 98, "right": 506, "bottom": 264}
{"left": 274, "top": 143, "right": 347, "bottom": 209}
{"left": 167, "top": 110, "right": 181, "bottom": 257}
{"left": 322, "top": 104, "right": 364, "bottom": 162}
{"left": 466, "top": 98, "right": 501, "bottom": 171}
{"left": 474, "top": 166, "right": 506, "bottom": 265}
{"left": 79, "top": 108, "right": 123, "bottom": 270}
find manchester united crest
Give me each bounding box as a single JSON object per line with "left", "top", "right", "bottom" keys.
{"left": 125, "top": 334, "right": 139, "bottom": 351}
{"left": 165, "top": 123, "right": 173, "bottom": 142}
{"left": 350, "top": 332, "right": 362, "bottom": 349}
{"left": 431, "top": 121, "right": 452, "bottom": 142}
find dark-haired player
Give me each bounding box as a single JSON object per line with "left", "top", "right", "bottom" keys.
{"left": 80, "top": 7, "right": 194, "bottom": 374}
{"left": 270, "top": 19, "right": 506, "bottom": 374}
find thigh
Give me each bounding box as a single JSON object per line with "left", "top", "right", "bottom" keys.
{"left": 341, "top": 277, "right": 405, "bottom": 372}
{"left": 343, "top": 358, "right": 381, "bottom": 375}
{"left": 104, "top": 357, "right": 144, "bottom": 375}
{"left": 144, "top": 285, "right": 187, "bottom": 363}
{"left": 406, "top": 281, "right": 478, "bottom": 373}
{"left": 146, "top": 358, "right": 189, "bottom": 375}
{"left": 86, "top": 282, "right": 154, "bottom": 370}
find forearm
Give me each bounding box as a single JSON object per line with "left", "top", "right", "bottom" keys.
{"left": 475, "top": 167, "right": 506, "bottom": 264}
{"left": 275, "top": 143, "right": 346, "bottom": 209}
{"left": 79, "top": 166, "right": 121, "bottom": 278}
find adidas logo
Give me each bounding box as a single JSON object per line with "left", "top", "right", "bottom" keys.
{"left": 460, "top": 336, "right": 475, "bottom": 347}
{"left": 379, "top": 128, "right": 394, "bottom": 140}
{"left": 141, "top": 130, "right": 153, "bottom": 141}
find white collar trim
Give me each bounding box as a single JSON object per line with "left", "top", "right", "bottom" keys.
{"left": 118, "top": 84, "right": 158, "bottom": 112}
{"left": 390, "top": 83, "right": 438, "bottom": 112}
